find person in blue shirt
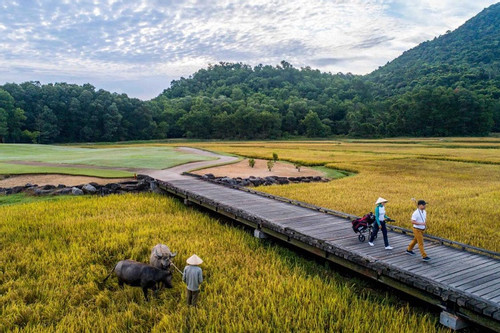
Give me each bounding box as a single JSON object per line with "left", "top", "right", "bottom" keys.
{"left": 183, "top": 254, "right": 204, "bottom": 306}
{"left": 368, "top": 197, "right": 393, "bottom": 250}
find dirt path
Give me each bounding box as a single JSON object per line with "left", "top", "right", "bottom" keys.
{"left": 192, "top": 158, "right": 322, "bottom": 178}
{"left": 140, "top": 147, "right": 240, "bottom": 181}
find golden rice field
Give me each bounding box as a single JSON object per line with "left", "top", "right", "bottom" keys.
{"left": 181, "top": 138, "right": 500, "bottom": 252}
{"left": 0, "top": 194, "right": 446, "bottom": 332}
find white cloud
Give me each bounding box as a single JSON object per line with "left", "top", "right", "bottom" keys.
{"left": 0, "top": 0, "right": 497, "bottom": 99}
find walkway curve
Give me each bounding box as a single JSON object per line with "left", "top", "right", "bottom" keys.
{"left": 142, "top": 147, "right": 239, "bottom": 181}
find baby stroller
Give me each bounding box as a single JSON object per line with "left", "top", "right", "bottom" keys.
{"left": 351, "top": 212, "right": 376, "bottom": 242}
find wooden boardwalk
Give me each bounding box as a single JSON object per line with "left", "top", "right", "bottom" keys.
{"left": 157, "top": 176, "right": 500, "bottom": 330}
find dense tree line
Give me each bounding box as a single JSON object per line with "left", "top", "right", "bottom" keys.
{"left": 0, "top": 82, "right": 158, "bottom": 143}
{"left": 0, "top": 4, "right": 498, "bottom": 143}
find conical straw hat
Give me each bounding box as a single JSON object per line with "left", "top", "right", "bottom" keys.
{"left": 375, "top": 197, "right": 388, "bottom": 205}
{"left": 186, "top": 254, "right": 203, "bottom": 265}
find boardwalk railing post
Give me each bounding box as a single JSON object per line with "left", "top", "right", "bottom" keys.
{"left": 254, "top": 229, "right": 267, "bottom": 239}
{"left": 440, "top": 311, "right": 469, "bottom": 330}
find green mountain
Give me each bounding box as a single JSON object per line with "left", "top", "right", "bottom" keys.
{"left": 367, "top": 2, "right": 500, "bottom": 96}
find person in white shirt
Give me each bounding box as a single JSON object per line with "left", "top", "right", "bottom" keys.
{"left": 406, "top": 200, "right": 431, "bottom": 261}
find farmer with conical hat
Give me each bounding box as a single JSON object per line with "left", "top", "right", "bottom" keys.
{"left": 368, "top": 197, "right": 393, "bottom": 250}
{"left": 183, "top": 254, "right": 203, "bottom": 306}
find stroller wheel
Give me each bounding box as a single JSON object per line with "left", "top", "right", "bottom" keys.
{"left": 358, "top": 234, "right": 366, "bottom": 242}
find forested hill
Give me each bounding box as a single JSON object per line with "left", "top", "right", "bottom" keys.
{"left": 0, "top": 4, "right": 499, "bottom": 143}
{"left": 367, "top": 2, "right": 500, "bottom": 95}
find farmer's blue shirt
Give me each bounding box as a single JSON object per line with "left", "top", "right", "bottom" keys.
{"left": 183, "top": 265, "right": 203, "bottom": 291}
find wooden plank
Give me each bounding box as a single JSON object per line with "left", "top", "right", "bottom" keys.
{"left": 251, "top": 208, "right": 311, "bottom": 220}
{"left": 306, "top": 219, "right": 352, "bottom": 231}
{"left": 444, "top": 267, "right": 500, "bottom": 288}
{"left": 270, "top": 215, "right": 328, "bottom": 227}
{"left": 359, "top": 242, "right": 417, "bottom": 258}
{"left": 335, "top": 233, "right": 417, "bottom": 249}
{"left": 264, "top": 211, "right": 322, "bottom": 221}
{"left": 418, "top": 252, "right": 488, "bottom": 278}
{"left": 471, "top": 281, "right": 500, "bottom": 298}
{"left": 486, "top": 293, "right": 500, "bottom": 302}
{"left": 381, "top": 244, "right": 444, "bottom": 265}
{"left": 295, "top": 217, "right": 347, "bottom": 229}
{"left": 291, "top": 223, "right": 340, "bottom": 234}
{"left": 208, "top": 190, "right": 265, "bottom": 199}
{"left": 433, "top": 261, "right": 499, "bottom": 282}
{"left": 281, "top": 210, "right": 326, "bottom": 218}
{"left": 180, "top": 182, "right": 228, "bottom": 190}
{"left": 465, "top": 276, "right": 500, "bottom": 294}
{"left": 192, "top": 190, "right": 269, "bottom": 202}
{"left": 282, "top": 220, "right": 335, "bottom": 232}
{"left": 409, "top": 245, "right": 481, "bottom": 264}
{"left": 409, "top": 251, "right": 481, "bottom": 275}
{"left": 213, "top": 199, "right": 269, "bottom": 208}
{"left": 447, "top": 264, "right": 500, "bottom": 287}
{"left": 208, "top": 189, "right": 268, "bottom": 198}
{"left": 309, "top": 225, "right": 357, "bottom": 238}
{"left": 324, "top": 231, "right": 366, "bottom": 243}
{"left": 472, "top": 273, "right": 500, "bottom": 296}
{"left": 424, "top": 259, "right": 495, "bottom": 281}
{"left": 237, "top": 202, "right": 294, "bottom": 212}
{"left": 421, "top": 255, "right": 495, "bottom": 277}
{"left": 340, "top": 238, "right": 412, "bottom": 256}
{"left": 174, "top": 184, "right": 225, "bottom": 193}
{"left": 293, "top": 219, "right": 344, "bottom": 233}
{"left": 382, "top": 247, "right": 445, "bottom": 270}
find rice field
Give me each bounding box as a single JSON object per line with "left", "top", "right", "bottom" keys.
{"left": 0, "top": 194, "right": 448, "bottom": 332}
{"left": 181, "top": 139, "right": 500, "bottom": 252}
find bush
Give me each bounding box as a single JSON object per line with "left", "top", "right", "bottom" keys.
{"left": 267, "top": 160, "right": 274, "bottom": 171}
{"left": 248, "top": 158, "right": 255, "bottom": 168}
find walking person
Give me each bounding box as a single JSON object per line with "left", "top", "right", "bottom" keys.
{"left": 406, "top": 200, "right": 431, "bottom": 261}
{"left": 369, "top": 197, "right": 393, "bottom": 250}
{"left": 183, "top": 254, "right": 204, "bottom": 306}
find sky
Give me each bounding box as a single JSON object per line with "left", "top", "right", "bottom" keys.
{"left": 0, "top": 0, "right": 498, "bottom": 100}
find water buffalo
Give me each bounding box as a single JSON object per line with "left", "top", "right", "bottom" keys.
{"left": 150, "top": 244, "right": 177, "bottom": 270}
{"left": 103, "top": 259, "right": 173, "bottom": 300}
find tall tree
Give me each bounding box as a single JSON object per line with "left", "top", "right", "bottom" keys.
{"left": 36, "top": 106, "right": 60, "bottom": 143}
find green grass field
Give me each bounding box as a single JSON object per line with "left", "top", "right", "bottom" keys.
{"left": 0, "top": 163, "right": 134, "bottom": 178}
{"left": 0, "top": 144, "right": 215, "bottom": 177}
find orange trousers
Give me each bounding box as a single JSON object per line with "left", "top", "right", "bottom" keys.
{"left": 407, "top": 228, "right": 427, "bottom": 258}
